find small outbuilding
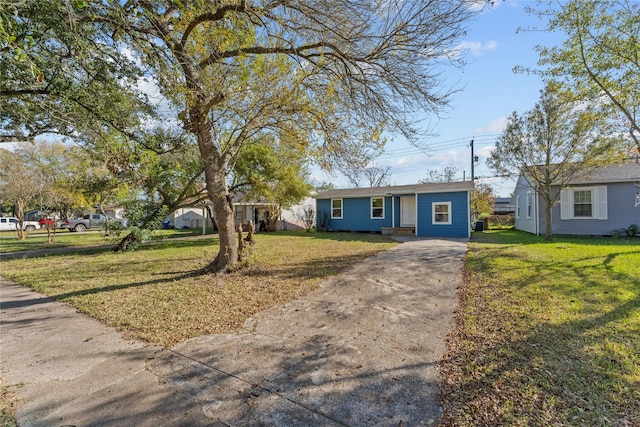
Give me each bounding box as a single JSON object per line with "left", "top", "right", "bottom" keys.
{"left": 315, "top": 181, "right": 475, "bottom": 238}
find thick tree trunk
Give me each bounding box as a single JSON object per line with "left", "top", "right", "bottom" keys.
{"left": 192, "top": 103, "right": 241, "bottom": 272}
{"left": 199, "top": 154, "right": 239, "bottom": 272}
{"left": 16, "top": 200, "right": 26, "bottom": 241}
{"left": 208, "top": 187, "right": 237, "bottom": 272}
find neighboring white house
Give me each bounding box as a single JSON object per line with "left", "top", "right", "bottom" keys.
{"left": 167, "top": 204, "right": 210, "bottom": 230}
{"left": 164, "top": 196, "right": 315, "bottom": 231}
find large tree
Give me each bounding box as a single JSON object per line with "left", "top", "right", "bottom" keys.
{"left": 2, "top": 1, "right": 480, "bottom": 271}
{"left": 487, "top": 82, "right": 627, "bottom": 240}
{"left": 525, "top": 0, "right": 640, "bottom": 152}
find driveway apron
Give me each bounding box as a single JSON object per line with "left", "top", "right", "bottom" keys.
{"left": 1, "top": 237, "right": 467, "bottom": 426}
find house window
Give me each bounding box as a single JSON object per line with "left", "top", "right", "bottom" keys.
{"left": 235, "top": 207, "right": 243, "bottom": 221}
{"left": 573, "top": 190, "right": 592, "bottom": 217}
{"left": 432, "top": 202, "right": 452, "bottom": 225}
{"left": 526, "top": 191, "right": 533, "bottom": 219}
{"left": 331, "top": 199, "right": 343, "bottom": 219}
{"left": 516, "top": 195, "right": 520, "bottom": 219}
{"left": 560, "top": 186, "right": 607, "bottom": 220}
{"left": 371, "top": 197, "right": 384, "bottom": 219}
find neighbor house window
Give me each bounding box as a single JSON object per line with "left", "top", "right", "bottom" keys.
{"left": 432, "top": 202, "right": 452, "bottom": 225}
{"left": 371, "top": 197, "right": 384, "bottom": 219}
{"left": 573, "top": 190, "right": 592, "bottom": 217}
{"left": 331, "top": 199, "right": 343, "bottom": 219}
{"left": 235, "top": 207, "right": 243, "bottom": 221}
{"left": 526, "top": 191, "right": 533, "bottom": 219}
{"left": 516, "top": 195, "right": 520, "bottom": 219}
{"left": 560, "top": 186, "right": 607, "bottom": 220}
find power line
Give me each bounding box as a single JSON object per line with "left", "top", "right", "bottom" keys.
{"left": 379, "top": 134, "right": 501, "bottom": 159}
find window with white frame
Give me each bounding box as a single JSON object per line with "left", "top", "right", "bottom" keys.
{"left": 516, "top": 195, "right": 520, "bottom": 218}
{"left": 371, "top": 197, "right": 384, "bottom": 219}
{"left": 234, "top": 207, "right": 244, "bottom": 221}
{"left": 560, "top": 186, "right": 607, "bottom": 220}
{"left": 432, "top": 202, "right": 452, "bottom": 225}
{"left": 331, "top": 199, "right": 343, "bottom": 219}
{"left": 526, "top": 191, "right": 533, "bottom": 218}
{"left": 573, "top": 190, "right": 592, "bottom": 217}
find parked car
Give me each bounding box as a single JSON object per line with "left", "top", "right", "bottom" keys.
{"left": 0, "top": 217, "right": 41, "bottom": 232}
{"left": 64, "top": 214, "right": 125, "bottom": 232}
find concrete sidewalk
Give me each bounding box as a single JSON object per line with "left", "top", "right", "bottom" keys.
{"left": 0, "top": 237, "right": 467, "bottom": 426}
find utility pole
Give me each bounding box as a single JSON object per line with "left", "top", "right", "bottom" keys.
{"left": 470, "top": 138, "right": 475, "bottom": 181}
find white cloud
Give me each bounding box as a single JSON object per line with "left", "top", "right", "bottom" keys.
{"left": 475, "top": 116, "right": 508, "bottom": 134}
{"left": 455, "top": 40, "right": 498, "bottom": 57}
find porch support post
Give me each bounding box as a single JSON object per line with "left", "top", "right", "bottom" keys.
{"left": 202, "top": 207, "right": 206, "bottom": 235}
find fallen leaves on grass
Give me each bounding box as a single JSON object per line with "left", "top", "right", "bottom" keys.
{"left": 439, "top": 231, "right": 640, "bottom": 426}
{"left": 1, "top": 232, "right": 396, "bottom": 348}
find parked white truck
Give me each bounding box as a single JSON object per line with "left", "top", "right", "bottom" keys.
{"left": 0, "top": 217, "right": 41, "bottom": 231}
{"left": 63, "top": 214, "right": 125, "bottom": 232}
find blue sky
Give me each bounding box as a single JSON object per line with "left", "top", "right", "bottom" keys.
{"left": 315, "top": 1, "right": 566, "bottom": 197}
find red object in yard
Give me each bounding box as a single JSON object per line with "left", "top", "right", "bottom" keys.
{"left": 39, "top": 217, "right": 54, "bottom": 226}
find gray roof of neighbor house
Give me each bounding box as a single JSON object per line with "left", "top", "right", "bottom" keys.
{"left": 315, "top": 181, "right": 475, "bottom": 199}
{"left": 518, "top": 159, "right": 640, "bottom": 186}
{"left": 567, "top": 160, "right": 640, "bottom": 185}
{"left": 494, "top": 197, "right": 513, "bottom": 204}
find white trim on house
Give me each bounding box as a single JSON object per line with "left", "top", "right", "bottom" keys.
{"left": 560, "top": 186, "right": 608, "bottom": 220}
{"left": 432, "top": 201, "right": 452, "bottom": 225}
{"left": 370, "top": 197, "right": 385, "bottom": 219}
{"left": 331, "top": 198, "right": 343, "bottom": 219}
{"left": 400, "top": 196, "right": 416, "bottom": 227}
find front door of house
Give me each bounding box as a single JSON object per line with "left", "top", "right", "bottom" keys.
{"left": 400, "top": 196, "right": 416, "bottom": 227}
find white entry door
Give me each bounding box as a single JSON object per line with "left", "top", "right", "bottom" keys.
{"left": 400, "top": 196, "right": 416, "bottom": 227}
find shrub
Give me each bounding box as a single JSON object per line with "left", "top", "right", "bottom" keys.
{"left": 612, "top": 224, "right": 640, "bottom": 238}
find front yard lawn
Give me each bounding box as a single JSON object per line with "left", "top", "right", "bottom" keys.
{"left": 0, "top": 231, "right": 396, "bottom": 347}
{"left": 440, "top": 230, "right": 640, "bottom": 426}
{"left": 0, "top": 228, "right": 205, "bottom": 253}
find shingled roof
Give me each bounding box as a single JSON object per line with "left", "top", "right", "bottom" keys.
{"left": 567, "top": 160, "right": 640, "bottom": 185}
{"left": 315, "top": 181, "right": 475, "bottom": 199}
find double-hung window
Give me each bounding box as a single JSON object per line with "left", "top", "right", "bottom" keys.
{"left": 331, "top": 199, "right": 343, "bottom": 219}
{"left": 235, "top": 207, "right": 244, "bottom": 221}
{"left": 432, "top": 202, "right": 452, "bottom": 225}
{"left": 573, "top": 190, "right": 592, "bottom": 217}
{"left": 371, "top": 197, "right": 384, "bottom": 219}
{"left": 560, "top": 186, "right": 607, "bottom": 220}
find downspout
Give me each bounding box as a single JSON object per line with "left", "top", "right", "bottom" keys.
{"left": 535, "top": 191, "right": 540, "bottom": 236}
{"left": 467, "top": 190, "right": 472, "bottom": 239}
{"left": 414, "top": 192, "right": 418, "bottom": 236}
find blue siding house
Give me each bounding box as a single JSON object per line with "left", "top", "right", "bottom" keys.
{"left": 514, "top": 160, "right": 640, "bottom": 236}
{"left": 315, "top": 181, "right": 474, "bottom": 238}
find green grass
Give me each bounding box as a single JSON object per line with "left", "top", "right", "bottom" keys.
{"left": 0, "top": 228, "right": 207, "bottom": 253}
{"left": 1, "top": 230, "right": 396, "bottom": 347}
{"left": 440, "top": 230, "right": 640, "bottom": 426}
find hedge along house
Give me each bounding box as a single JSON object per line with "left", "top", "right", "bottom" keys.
{"left": 314, "top": 181, "right": 475, "bottom": 238}
{"left": 513, "top": 160, "right": 640, "bottom": 236}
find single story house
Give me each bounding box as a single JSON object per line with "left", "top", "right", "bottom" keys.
{"left": 514, "top": 160, "right": 640, "bottom": 236}
{"left": 493, "top": 197, "right": 515, "bottom": 215}
{"left": 314, "top": 181, "right": 475, "bottom": 238}
{"left": 166, "top": 196, "right": 314, "bottom": 231}
{"left": 169, "top": 204, "right": 210, "bottom": 230}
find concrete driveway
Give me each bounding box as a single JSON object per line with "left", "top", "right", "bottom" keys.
{"left": 0, "top": 237, "right": 467, "bottom": 426}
